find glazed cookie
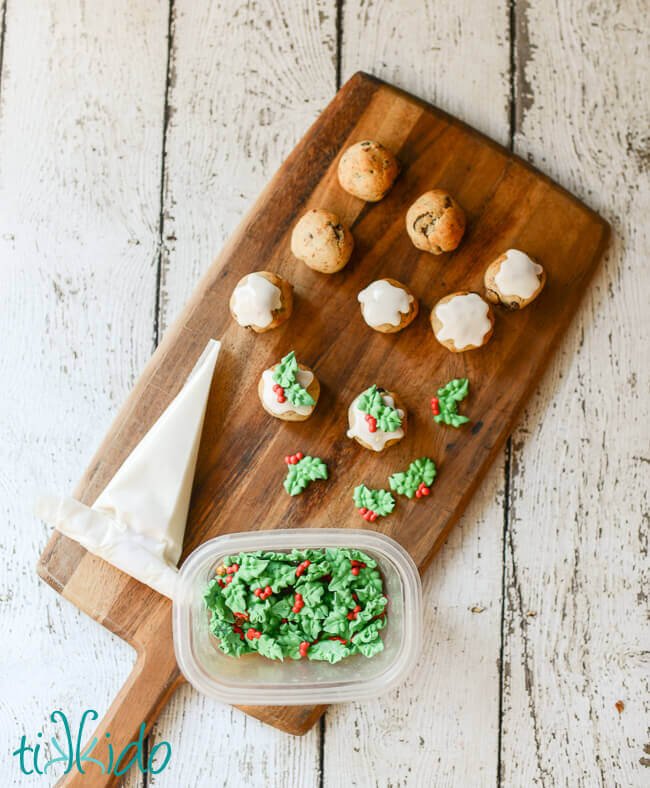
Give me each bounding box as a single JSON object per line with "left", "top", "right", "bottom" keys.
{"left": 290, "top": 209, "right": 354, "bottom": 274}
{"left": 337, "top": 140, "right": 400, "bottom": 202}
{"left": 431, "top": 291, "right": 494, "bottom": 352}
{"left": 230, "top": 271, "right": 293, "bottom": 332}
{"left": 258, "top": 350, "right": 320, "bottom": 422}
{"left": 406, "top": 190, "right": 466, "bottom": 255}
{"left": 358, "top": 278, "right": 418, "bottom": 333}
{"left": 484, "top": 249, "right": 546, "bottom": 309}
{"left": 346, "top": 384, "right": 407, "bottom": 452}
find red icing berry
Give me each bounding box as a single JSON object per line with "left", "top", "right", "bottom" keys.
{"left": 295, "top": 451, "right": 303, "bottom": 460}
{"left": 265, "top": 585, "right": 272, "bottom": 595}
{"left": 367, "top": 415, "right": 377, "bottom": 433}
{"left": 277, "top": 394, "right": 286, "bottom": 403}
{"left": 431, "top": 397, "right": 440, "bottom": 415}
{"left": 330, "top": 636, "right": 348, "bottom": 644}
{"left": 359, "top": 507, "right": 368, "bottom": 515}
{"left": 246, "top": 628, "right": 261, "bottom": 640}
{"left": 351, "top": 567, "right": 360, "bottom": 576}
{"left": 422, "top": 486, "right": 430, "bottom": 496}
{"left": 299, "top": 641, "right": 310, "bottom": 657}
{"left": 415, "top": 489, "right": 422, "bottom": 498}
{"left": 347, "top": 612, "right": 356, "bottom": 620}
{"left": 281, "top": 618, "right": 288, "bottom": 624}
{"left": 217, "top": 579, "right": 225, "bottom": 588}
{"left": 369, "top": 512, "right": 377, "bottom": 522}
{"left": 225, "top": 575, "right": 233, "bottom": 584}
{"left": 254, "top": 588, "right": 262, "bottom": 597}
{"left": 295, "top": 560, "right": 310, "bottom": 577}
{"left": 353, "top": 604, "right": 361, "bottom": 613}
{"left": 284, "top": 455, "right": 291, "bottom": 464}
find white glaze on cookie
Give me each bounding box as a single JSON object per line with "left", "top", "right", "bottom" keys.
{"left": 495, "top": 250, "right": 543, "bottom": 299}
{"left": 261, "top": 367, "right": 314, "bottom": 416}
{"left": 358, "top": 280, "right": 414, "bottom": 327}
{"left": 231, "top": 273, "right": 282, "bottom": 328}
{"left": 346, "top": 393, "right": 404, "bottom": 451}
{"left": 434, "top": 293, "right": 491, "bottom": 350}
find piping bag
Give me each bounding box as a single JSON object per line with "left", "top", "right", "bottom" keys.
{"left": 34, "top": 339, "right": 221, "bottom": 598}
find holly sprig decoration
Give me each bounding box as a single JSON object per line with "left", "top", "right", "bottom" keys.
{"left": 272, "top": 351, "right": 315, "bottom": 408}
{"left": 284, "top": 452, "right": 328, "bottom": 496}
{"left": 431, "top": 378, "right": 469, "bottom": 428}
{"left": 357, "top": 385, "right": 402, "bottom": 433}
{"left": 389, "top": 457, "right": 437, "bottom": 499}
{"left": 353, "top": 484, "right": 395, "bottom": 521}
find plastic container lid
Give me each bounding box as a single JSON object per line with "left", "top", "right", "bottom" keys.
{"left": 173, "top": 528, "right": 423, "bottom": 705}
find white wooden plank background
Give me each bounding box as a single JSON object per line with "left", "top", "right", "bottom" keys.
{"left": 0, "top": 1, "right": 647, "bottom": 786}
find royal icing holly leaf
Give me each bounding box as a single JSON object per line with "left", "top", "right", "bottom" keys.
{"left": 357, "top": 384, "right": 402, "bottom": 431}
{"left": 433, "top": 378, "right": 470, "bottom": 428}
{"left": 389, "top": 457, "right": 438, "bottom": 498}
{"left": 273, "top": 350, "right": 299, "bottom": 387}
{"left": 284, "top": 455, "right": 328, "bottom": 496}
{"left": 308, "top": 639, "right": 351, "bottom": 663}
{"left": 353, "top": 484, "right": 395, "bottom": 516}
{"left": 285, "top": 382, "right": 315, "bottom": 407}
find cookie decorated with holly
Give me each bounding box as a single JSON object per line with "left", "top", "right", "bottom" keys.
{"left": 258, "top": 350, "right": 320, "bottom": 422}
{"left": 346, "top": 384, "right": 407, "bottom": 452}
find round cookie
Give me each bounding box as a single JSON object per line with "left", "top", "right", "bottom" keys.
{"left": 431, "top": 291, "right": 494, "bottom": 352}
{"left": 230, "top": 271, "right": 293, "bottom": 332}
{"left": 358, "top": 278, "right": 418, "bottom": 333}
{"left": 346, "top": 385, "right": 407, "bottom": 452}
{"left": 337, "top": 140, "right": 400, "bottom": 202}
{"left": 406, "top": 190, "right": 466, "bottom": 255}
{"left": 484, "top": 249, "right": 546, "bottom": 310}
{"left": 258, "top": 351, "right": 320, "bottom": 422}
{"left": 290, "top": 209, "right": 354, "bottom": 274}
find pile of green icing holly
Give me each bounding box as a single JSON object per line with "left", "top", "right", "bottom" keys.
{"left": 204, "top": 548, "right": 387, "bottom": 663}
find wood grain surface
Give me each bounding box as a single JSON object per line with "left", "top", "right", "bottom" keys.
{"left": 2, "top": 2, "right": 647, "bottom": 787}
{"left": 34, "top": 67, "right": 609, "bottom": 781}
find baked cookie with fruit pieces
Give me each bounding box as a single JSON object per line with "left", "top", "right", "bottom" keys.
{"left": 346, "top": 384, "right": 407, "bottom": 452}
{"left": 431, "top": 291, "right": 494, "bottom": 352}
{"left": 291, "top": 209, "right": 354, "bottom": 274}
{"left": 484, "top": 249, "right": 546, "bottom": 309}
{"left": 258, "top": 350, "right": 320, "bottom": 422}
{"left": 357, "top": 278, "right": 418, "bottom": 333}
{"left": 337, "top": 140, "right": 400, "bottom": 202}
{"left": 406, "top": 189, "right": 466, "bottom": 255}
{"left": 230, "top": 271, "right": 293, "bottom": 332}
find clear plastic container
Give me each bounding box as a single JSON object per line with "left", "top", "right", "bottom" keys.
{"left": 173, "top": 528, "right": 422, "bottom": 705}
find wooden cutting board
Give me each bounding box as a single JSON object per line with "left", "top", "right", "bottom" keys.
{"left": 37, "top": 72, "right": 609, "bottom": 786}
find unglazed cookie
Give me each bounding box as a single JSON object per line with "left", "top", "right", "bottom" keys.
{"left": 337, "top": 140, "right": 400, "bottom": 202}
{"left": 258, "top": 350, "right": 320, "bottom": 422}
{"left": 484, "top": 249, "right": 546, "bottom": 309}
{"left": 230, "top": 271, "right": 293, "bottom": 332}
{"left": 406, "top": 190, "right": 466, "bottom": 255}
{"left": 290, "top": 209, "right": 354, "bottom": 274}
{"left": 358, "top": 278, "right": 418, "bottom": 333}
{"left": 431, "top": 291, "right": 494, "bottom": 352}
{"left": 346, "top": 384, "right": 407, "bottom": 452}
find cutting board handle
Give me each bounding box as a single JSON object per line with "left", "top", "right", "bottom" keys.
{"left": 55, "top": 646, "right": 182, "bottom": 787}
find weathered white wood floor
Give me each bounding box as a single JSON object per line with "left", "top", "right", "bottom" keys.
{"left": 0, "top": 1, "right": 647, "bottom": 785}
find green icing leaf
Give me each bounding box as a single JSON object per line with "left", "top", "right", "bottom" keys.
{"left": 433, "top": 378, "right": 470, "bottom": 428}
{"left": 389, "top": 457, "right": 438, "bottom": 498}
{"left": 357, "top": 384, "right": 402, "bottom": 430}
{"left": 353, "top": 484, "right": 395, "bottom": 517}
{"left": 356, "top": 636, "right": 384, "bottom": 659}
{"left": 221, "top": 582, "right": 248, "bottom": 614}
{"left": 257, "top": 634, "right": 284, "bottom": 661}
{"left": 308, "top": 640, "right": 351, "bottom": 663}
{"left": 284, "top": 456, "right": 328, "bottom": 496}
{"left": 285, "top": 382, "right": 315, "bottom": 407}
{"left": 272, "top": 350, "right": 299, "bottom": 387}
